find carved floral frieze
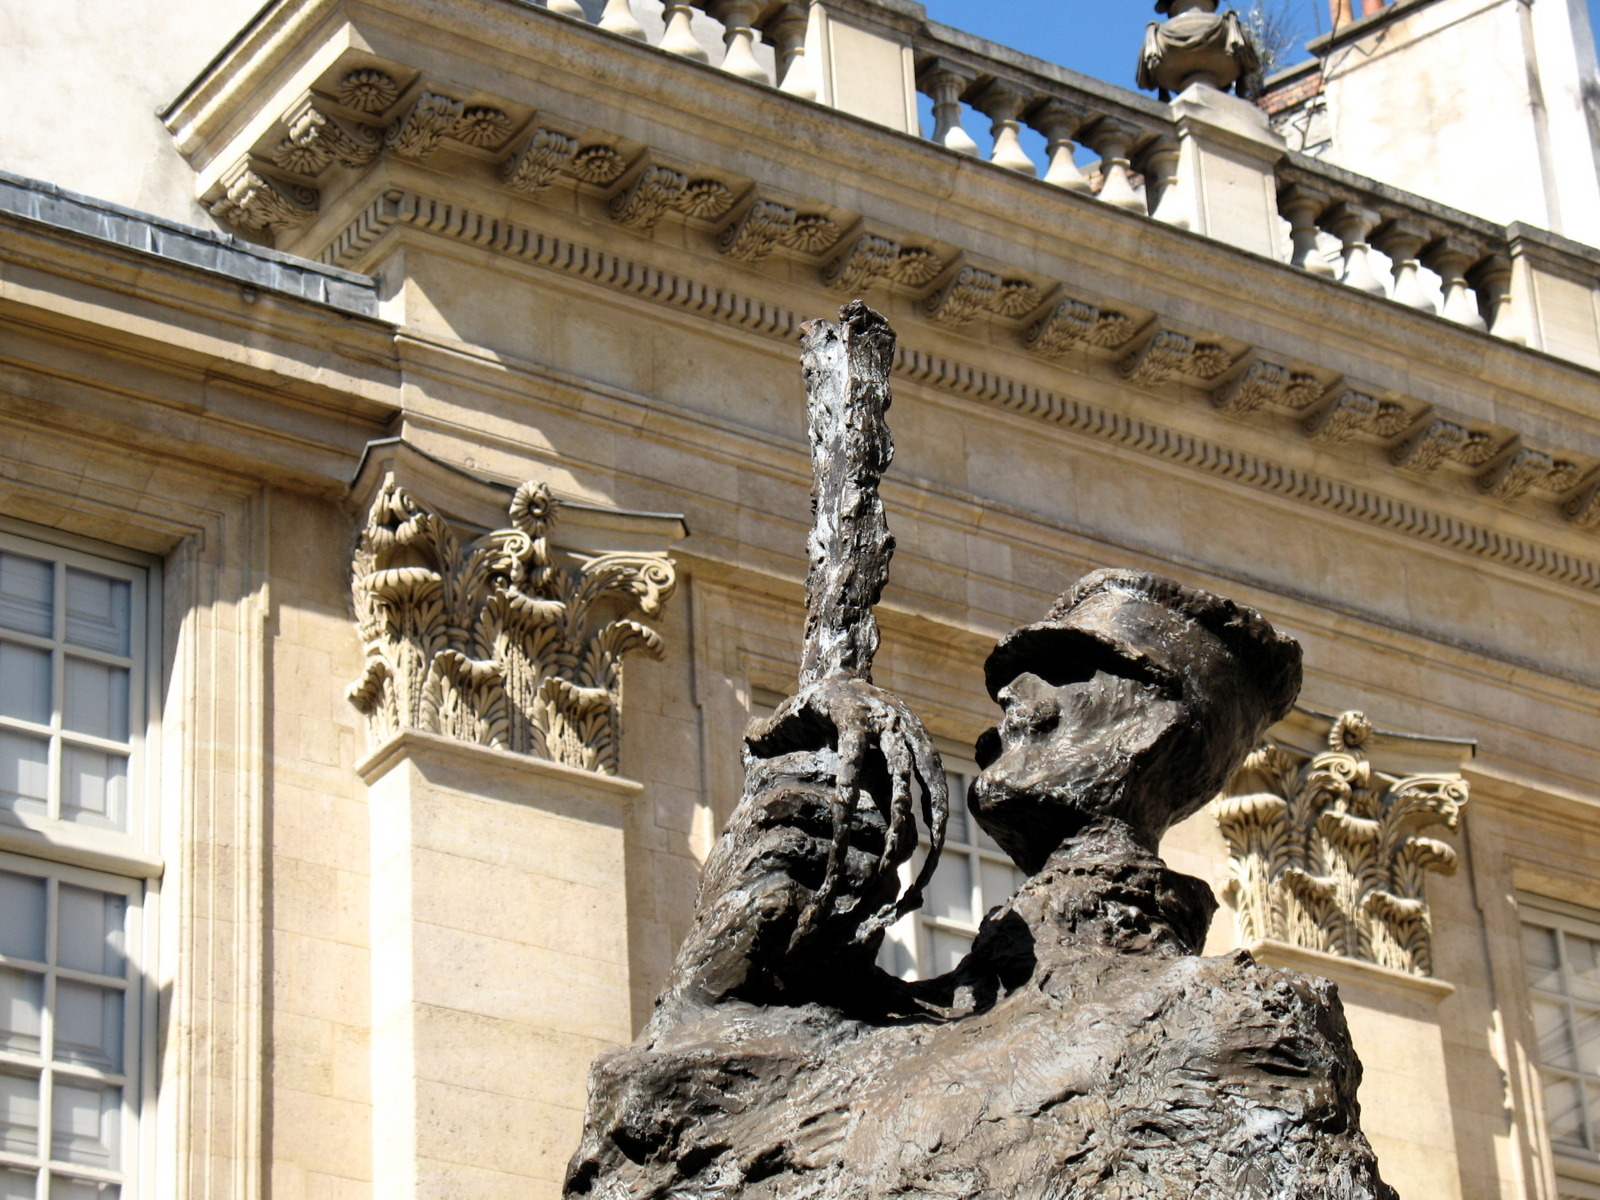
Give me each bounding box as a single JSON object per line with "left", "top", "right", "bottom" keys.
{"left": 1212, "top": 711, "right": 1467, "bottom": 978}
{"left": 348, "top": 476, "right": 677, "bottom": 776}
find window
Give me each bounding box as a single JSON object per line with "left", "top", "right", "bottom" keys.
{"left": 880, "top": 762, "right": 1027, "bottom": 980}
{"left": 1521, "top": 895, "right": 1600, "bottom": 1198}
{"left": 0, "top": 853, "right": 142, "bottom": 1199}
{"left": 0, "top": 527, "right": 156, "bottom": 1200}
{"left": 0, "top": 540, "right": 146, "bottom": 840}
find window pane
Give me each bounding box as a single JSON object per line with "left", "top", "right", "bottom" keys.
{"left": 0, "top": 968, "right": 42, "bottom": 1057}
{"left": 1526, "top": 924, "right": 1563, "bottom": 992}
{"left": 56, "top": 889, "right": 126, "bottom": 978}
{"left": 51, "top": 1080, "right": 120, "bottom": 1169}
{"left": 0, "top": 1168, "right": 34, "bottom": 1200}
{"left": 60, "top": 749, "right": 127, "bottom": 833}
{"left": 1547, "top": 1076, "right": 1588, "bottom": 1150}
{"left": 980, "top": 859, "right": 1025, "bottom": 911}
{"left": 61, "top": 662, "right": 128, "bottom": 744}
{"left": 0, "top": 1068, "right": 39, "bottom": 1156}
{"left": 51, "top": 1180, "right": 120, "bottom": 1200}
{"left": 1570, "top": 934, "right": 1600, "bottom": 1004}
{"left": 64, "top": 571, "right": 130, "bottom": 657}
{"left": 0, "top": 643, "right": 51, "bottom": 727}
{"left": 942, "top": 775, "right": 969, "bottom": 844}
{"left": 926, "top": 852, "right": 974, "bottom": 925}
{"left": 0, "top": 873, "right": 46, "bottom": 963}
{"left": 0, "top": 732, "right": 49, "bottom": 822}
{"left": 1576, "top": 1007, "right": 1600, "bottom": 1077}
{"left": 1536, "top": 999, "right": 1578, "bottom": 1070}
{"left": 0, "top": 554, "right": 52, "bottom": 639}
{"left": 927, "top": 928, "right": 972, "bottom": 976}
{"left": 54, "top": 981, "right": 123, "bottom": 1073}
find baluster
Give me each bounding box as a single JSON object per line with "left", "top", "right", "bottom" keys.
{"left": 916, "top": 59, "right": 979, "bottom": 156}
{"left": 1324, "top": 202, "right": 1387, "bottom": 296}
{"left": 1026, "top": 98, "right": 1092, "bottom": 192}
{"left": 704, "top": 0, "right": 770, "bottom": 83}
{"left": 1373, "top": 219, "right": 1436, "bottom": 313}
{"left": 1139, "top": 135, "right": 1185, "bottom": 226}
{"left": 661, "top": 1, "right": 710, "bottom": 60}
{"left": 765, "top": 5, "right": 816, "bottom": 99}
{"left": 598, "top": 0, "right": 647, "bottom": 39}
{"left": 1468, "top": 254, "right": 1528, "bottom": 345}
{"left": 1424, "top": 237, "right": 1489, "bottom": 331}
{"left": 1083, "top": 118, "right": 1145, "bottom": 212}
{"left": 968, "top": 80, "right": 1038, "bottom": 177}
{"left": 544, "top": 0, "right": 586, "bottom": 15}
{"left": 1279, "top": 183, "right": 1337, "bottom": 277}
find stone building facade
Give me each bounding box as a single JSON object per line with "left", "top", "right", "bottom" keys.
{"left": 1, "top": 0, "right": 1600, "bottom": 1198}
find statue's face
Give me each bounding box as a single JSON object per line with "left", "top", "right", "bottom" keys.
{"left": 970, "top": 591, "right": 1244, "bottom": 873}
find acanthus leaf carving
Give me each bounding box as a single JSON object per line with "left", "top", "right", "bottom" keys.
{"left": 1478, "top": 447, "right": 1580, "bottom": 501}
{"left": 1023, "top": 294, "right": 1136, "bottom": 358}
{"left": 1211, "top": 359, "right": 1286, "bottom": 416}
{"left": 923, "top": 266, "right": 999, "bottom": 326}
{"left": 1304, "top": 391, "right": 1412, "bottom": 445}
{"left": 611, "top": 165, "right": 735, "bottom": 231}
{"left": 348, "top": 476, "right": 678, "bottom": 776}
{"left": 384, "top": 91, "right": 466, "bottom": 159}
{"left": 206, "top": 160, "right": 318, "bottom": 233}
{"left": 274, "top": 96, "right": 382, "bottom": 176}
{"left": 820, "top": 234, "right": 896, "bottom": 293}
{"left": 501, "top": 128, "right": 580, "bottom": 195}
{"left": 1566, "top": 477, "right": 1600, "bottom": 530}
{"left": 1390, "top": 417, "right": 1470, "bottom": 475}
{"left": 718, "top": 202, "right": 836, "bottom": 263}
{"left": 1118, "top": 328, "right": 1194, "bottom": 385}
{"left": 821, "top": 235, "right": 944, "bottom": 294}
{"left": 720, "top": 199, "right": 797, "bottom": 261}
{"left": 1212, "top": 711, "right": 1466, "bottom": 977}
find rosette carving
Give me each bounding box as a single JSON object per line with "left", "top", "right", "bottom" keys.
{"left": 1212, "top": 711, "right": 1467, "bottom": 977}
{"left": 349, "top": 476, "right": 678, "bottom": 775}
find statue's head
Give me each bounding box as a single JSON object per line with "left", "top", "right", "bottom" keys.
{"left": 1155, "top": 0, "right": 1221, "bottom": 14}
{"left": 971, "top": 569, "right": 1300, "bottom": 872}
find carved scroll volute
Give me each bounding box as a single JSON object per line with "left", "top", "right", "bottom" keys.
{"left": 348, "top": 474, "right": 678, "bottom": 775}
{"left": 1211, "top": 710, "right": 1467, "bottom": 977}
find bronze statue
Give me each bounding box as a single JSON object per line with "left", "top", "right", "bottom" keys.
{"left": 1138, "top": 0, "right": 1262, "bottom": 99}
{"left": 565, "top": 301, "right": 1396, "bottom": 1200}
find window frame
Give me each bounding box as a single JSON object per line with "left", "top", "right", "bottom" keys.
{"left": 0, "top": 524, "right": 162, "bottom": 875}
{"left": 0, "top": 848, "right": 146, "bottom": 1199}
{"left": 0, "top": 521, "right": 162, "bottom": 1200}
{"left": 1519, "top": 891, "right": 1600, "bottom": 1195}
{"left": 880, "top": 754, "right": 1029, "bottom": 981}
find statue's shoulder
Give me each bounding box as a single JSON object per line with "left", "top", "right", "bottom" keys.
{"left": 1161, "top": 948, "right": 1365, "bottom": 1080}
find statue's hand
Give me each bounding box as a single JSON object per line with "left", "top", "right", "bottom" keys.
{"left": 649, "top": 678, "right": 946, "bottom": 1027}
{"left": 744, "top": 677, "right": 948, "bottom": 953}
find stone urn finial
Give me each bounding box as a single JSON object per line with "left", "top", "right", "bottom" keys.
{"left": 1138, "top": 0, "right": 1261, "bottom": 99}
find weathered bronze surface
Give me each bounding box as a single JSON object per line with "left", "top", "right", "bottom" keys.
{"left": 565, "top": 302, "right": 1396, "bottom": 1200}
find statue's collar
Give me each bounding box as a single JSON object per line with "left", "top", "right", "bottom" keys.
{"left": 1005, "top": 823, "right": 1217, "bottom": 959}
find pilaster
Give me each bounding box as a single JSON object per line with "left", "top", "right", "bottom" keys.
{"left": 359, "top": 731, "right": 640, "bottom": 1198}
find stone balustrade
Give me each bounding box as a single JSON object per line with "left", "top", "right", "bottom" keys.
{"left": 906, "top": 30, "right": 1176, "bottom": 218}
{"left": 1276, "top": 156, "right": 1512, "bottom": 338}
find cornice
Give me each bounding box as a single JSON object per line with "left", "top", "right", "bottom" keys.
{"left": 325, "top": 186, "right": 1600, "bottom": 598}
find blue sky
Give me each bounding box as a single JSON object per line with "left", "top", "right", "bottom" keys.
{"left": 920, "top": 0, "right": 1600, "bottom": 91}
